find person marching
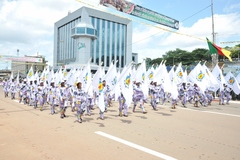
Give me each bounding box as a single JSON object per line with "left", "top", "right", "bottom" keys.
{"left": 219, "top": 84, "right": 226, "bottom": 105}
{"left": 73, "top": 81, "right": 86, "bottom": 123}
{"left": 3, "top": 78, "right": 9, "bottom": 98}
{"left": 57, "top": 80, "right": 69, "bottom": 119}
{"left": 9, "top": 78, "right": 17, "bottom": 100}
{"left": 19, "top": 79, "right": 28, "bottom": 104}
{"left": 48, "top": 80, "right": 58, "bottom": 115}
{"left": 179, "top": 82, "right": 188, "bottom": 107}
{"left": 193, "top": 83, "right": 201, "bottom": 107}
{"left": 132, "top": 81, "right": 147, "bottom": 114}
{"left": 38, "top": 81, "right": 47, "bottom": 111}
{"left": 150, "top": 81, "right": 158, "bottom": 111}
{"left": 118, "top": 92, "right": 128, "bottom": 117}
{"left": 225, "top": 84, "right": 232, "bottom": 105}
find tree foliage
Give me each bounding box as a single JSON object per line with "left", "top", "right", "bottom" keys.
{"left": 145, "top": 44, "right": 240, "bottom": 68}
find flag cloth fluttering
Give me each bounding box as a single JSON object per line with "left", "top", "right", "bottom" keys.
{"left": 206, "top": 37, "right": 232, "bottom": 62}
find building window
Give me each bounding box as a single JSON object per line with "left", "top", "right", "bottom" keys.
{"left": 76, "top": 27, "right": 85, "bottom": 34}
{"left": 87, "top": 28, "right": 94, "bottom": 35}
{"left": 132, "top": 56, "right": 135, "bottom": 62}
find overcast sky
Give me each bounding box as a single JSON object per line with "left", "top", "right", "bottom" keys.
{"left": 0, "top": 0, "right": 239, "bottom": 69}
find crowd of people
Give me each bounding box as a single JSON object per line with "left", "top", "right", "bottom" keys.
{"left": 1, "top": 73, "right": 234, "bottom": 123}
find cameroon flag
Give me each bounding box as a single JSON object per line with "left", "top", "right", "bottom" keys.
{"left": 206, "top": 37, "right": 232, "bottom": 62}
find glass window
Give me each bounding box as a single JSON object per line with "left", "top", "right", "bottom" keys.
{"left": 96, "top": 18, "right": 100, "bottom": 65}
{"left": 107, "top": 21, "right": 110, "bottom": 67}
{"left": 116, "top": 23, "right": 120, "bottom": 67}
{"left": 76, "top": 27, "right": 85, "bottom": 34}
{"left": 71, "top": 28, "right": 75, "bottom": 35}
{"left": 112, "top": 22, "right": 115, "bottom": 61}
{"left": 87, "top": 28, "right": 94, "bottom": 35}
{"left": 102, "top": 20, "right": 105, "bottom": 66}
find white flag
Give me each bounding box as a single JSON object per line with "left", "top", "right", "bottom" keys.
{"left": 104, "top": 61, "right": 117, "bottom": 91}
{"left": 27, "top": 66, "right": 34, "bottom": 82}
{"left": 118, "top": 63, "right": 133, "bottom": 108}
{"left": 188, "top": 63, "right": 208, "bottom": 93}
{"left": 211, "top": 64, "right": 226, "bottom": 91}
{"left": 79, "top": 61, "right": 92, "bottom": 92}
{"left": 202, "top": 63, "right": 219, "bottom": 91}
{"left": 92, "top": 66, "right": 105, "bottom": 112}
{"left": 133, "top": 60, "right": 148, "bottom": 98}
{"left": 224, "top": 72, "right": 240, "bottom": 94}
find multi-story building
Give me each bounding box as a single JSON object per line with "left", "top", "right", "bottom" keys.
{"left": 54, "top": 6, "right": 136, "bottom": 72}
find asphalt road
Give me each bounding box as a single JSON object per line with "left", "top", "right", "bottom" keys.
{"left": 0, "top": 89, "right": 240, "bottom": 160}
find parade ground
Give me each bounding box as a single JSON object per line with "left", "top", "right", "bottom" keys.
{"left": 0, "top": 89, "right": 240, "bottom": 160}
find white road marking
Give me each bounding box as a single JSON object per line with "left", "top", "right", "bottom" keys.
{"left": 95, "top": 131, "right": 177, "bottom": 160}
{"left": 179, "top": 107, "right": 240, "bottom": 118}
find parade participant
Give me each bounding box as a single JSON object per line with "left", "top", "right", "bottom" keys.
{"left": 171, "top": 96, "right": 178, "bottom": 109}
{"left": 32, "top": 79, "right": 39, "bottom": 108}
{"left": 219, "top": 84, "right": 226, "bottom": 105}
{"left": 73, "top": 81, "right": 86, "bottom": 123}
{"left": 17, "top": 79, "right": 23, "bottom": 100}
{"left": 19, "top": 79, "right": 28, "bottom": 104}
{"left": 132, "top": 81, "right": 147, "bottom": 114}
{"left": 187, "top": 83, "right": 194, "bottom": 104}
{"left": 118, "top": 92, "right": 128, "bottom": 117}
{"left": 57, "top": 80, "right": 69, "bottom": 119}
{"left": 3, "top": 78, "right": 9, "bottom": 97}
{"left": 86, "top": 93, "right": 95, "bottom": 116}
{"left": 150, "top": 81, "right": 158, "bottom": 111}
{"left": 205, "top": 87, "right": 214, "bottom": 106}
{"left": 225, "top": 84, "right": 232, "bottom": 105}
{"left": 103, "top": 80, "right": 111, "bottom": 112}
{"left": 48, "top": 80, "right": 58, "bottom": 114}
{"left": 9, "top": 78, "right": 17, "bottom": 100}
{"left": 199, "top": 91, "right": 208, "bottom": 107}
{"left": 159, "top": 84, "right": 166, "bottom": 105}
{"left": 193, "top": 83, "right": 201, "bottom": 107}
{"left": 25, "top": 80, "right": 33, "bottom": 105}
{"left": 179, "top": 82, "right": 188, "bottom": 107}
{"left": 38, "top": 81, "right": 47, "bottom": 111}
{"left": 99, "top": 80, "right": 109, "bottom": 120}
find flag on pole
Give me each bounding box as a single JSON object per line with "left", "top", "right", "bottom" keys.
{"left": 224, "top": 72, "right": 240, "bottom": 95}
{"left": 92, "top": 66, "right": 105, "bottom": 112}
{"left": 206, "top": 37, "right": 232, "bottom": 62}
{"left": 211, "top": 64, "right": 226, "bottom": 91}
{"left": 118, "top": 63, "right": 133, "bottom": 108}
{"left": 104, "top": 61, "right": 117, "bottom": 91}
{"left": 133, "top": 60, "right": 148, "bottom": 98}
{"left": 79, "top": 61, "right": 91, "bottom": 93}
{"left": 188, "top": 63, "right": 208, "bottom": 92}
{"left": 27, "top": 66, "right": 34, "bottom": 82}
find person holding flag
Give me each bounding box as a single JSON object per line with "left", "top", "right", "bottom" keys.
{"left": 132, "top": 81, "right": 147, "bottom": 114}
{"left": 73, "top": 81, "right": 86, "bottom": 123}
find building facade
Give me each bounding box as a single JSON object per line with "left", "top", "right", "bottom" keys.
{"left": 11, "top": 55, "right": 47, "bottom": 77}
{"left": 54, "top": 6, "right": 134, "bottom": 71}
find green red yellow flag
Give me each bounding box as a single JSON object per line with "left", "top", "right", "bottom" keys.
{"left": 206, "top": 37, "right": 232, "bottom": 62}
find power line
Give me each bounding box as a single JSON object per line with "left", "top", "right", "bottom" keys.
{"left": 181, "top": 5, "right": 211, "bottom": 22}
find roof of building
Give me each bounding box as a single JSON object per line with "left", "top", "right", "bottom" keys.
{"left": 55, "top": 6, "right": 132, "bottom": 27}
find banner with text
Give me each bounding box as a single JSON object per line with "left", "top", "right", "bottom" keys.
{"left": 100, "top": 0, "right": 179, "bottom": 30}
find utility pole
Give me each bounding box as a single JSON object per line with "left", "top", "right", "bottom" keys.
{"left": 211, "top": 0, "right": 218, "bottom": 68}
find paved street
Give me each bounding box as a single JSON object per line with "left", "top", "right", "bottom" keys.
{"left": 0, "top": 89, "right": 240, "bottom": 160}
